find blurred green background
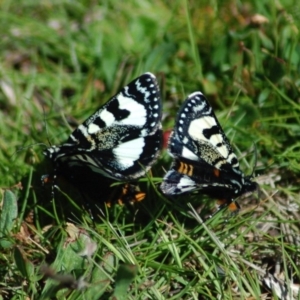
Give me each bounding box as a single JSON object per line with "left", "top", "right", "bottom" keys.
{"left": 1, "top": 0, "right": 300, "bottom": 299}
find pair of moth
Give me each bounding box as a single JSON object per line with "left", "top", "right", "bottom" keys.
{"left": 44, "top": 73, "right": 257, "bottom": 212}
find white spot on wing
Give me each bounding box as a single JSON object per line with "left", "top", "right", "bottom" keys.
{"left": 112, "top": 137, "right": 145, "bottom": 169}
{"left": 116, "top": 94, "right": 147, "bottom": 126}
{"left": 213, "top": 140, "right": 229, "bottom": 158}
{"left": 188, "top": 116, "right": 216, "bottom": 141}
{"left": 98, "top": 109, "right": 115, "bottom": 126}
{"left": 191, "top": 102, "right": 206, "bottom": 113}
{"left": 135, "top": 79, "right": 151, "bottom": 103}
{"left": 188, "top": 116, "right": 229, "bottom": 158}
{"left": 78, "top": 124, "right": 89, "bottom": 137}
{"left": 87, "top": 123, "right": 100, "bottom": 134}
{"left": 182, "top": 146, "right": 199, "bottom": 161}
{"left": 161, "top": 171, "right": 197, "bottom": 194}
{"left": 228, "top": 153, "right": 239, "bottom": 167}
{"left": 177, "top": 175, "right": 197, "bottom": 192}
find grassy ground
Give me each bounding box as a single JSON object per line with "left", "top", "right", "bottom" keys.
{"left": 1, "top": 0, "right": 300, "bottom": 299}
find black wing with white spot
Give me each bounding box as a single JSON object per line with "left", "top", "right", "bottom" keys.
{"left": 44, "top": 72, "right": 162, "bottom": 181}
{"left": 168, "top": 92, "right": 239, "bottom": 169}
{"left": 161, "top": 92, "right": 257, "bottom": 202}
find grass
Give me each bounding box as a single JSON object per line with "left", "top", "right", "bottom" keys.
{"left": 1, "top": 0, "right": 300, "bottom": 299}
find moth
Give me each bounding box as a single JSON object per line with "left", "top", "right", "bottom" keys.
{"left": 43, "top": 73, "right": 162, "bottom": 203}
{"left": 160, "top": 91, "right": 257, "bottom": 213}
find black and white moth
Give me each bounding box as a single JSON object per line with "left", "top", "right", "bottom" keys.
{"left": 160, "top": 91, "right": 257, "bottom": 213}
{"left": 44, "top": 73, "right": 162, "bottom": 186}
